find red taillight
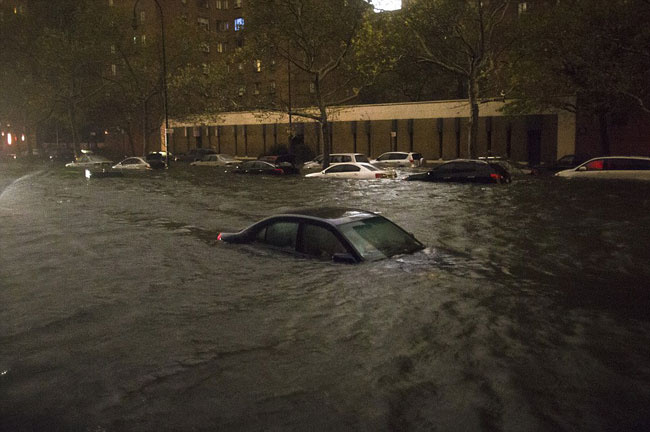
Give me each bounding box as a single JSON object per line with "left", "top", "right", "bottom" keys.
{"left": 273, "top": 168, "right": 284, "bottom": 175}
{"left": 375, "top": 173, "right": 386, "bottom": 178}
{"left": 490, "top": 173, "right": 502, "bottom": 182}
{"left": 217, "top": 233, "right": 222, "bottom": 241}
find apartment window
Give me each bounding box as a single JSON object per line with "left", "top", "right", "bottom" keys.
{"left": 202, "top": 63, "right": 210, "bottom": 74}
{"left": 217, "top": 21, "right": 229, "bottom": 31}
{"left": 181, "top": 0, "right": 187, "bottom": 4}
{"left": 238, "top": 86, "right": 246, "bottom": 96}
{"left": 234, "top": 17, "right": 244, "bottom": 31}
{"left": 254, "top": 59, "right": 262, "bottom": 72}
{"left": 140, "top": 11, "right": 145, "bottom": 23}
{"left": 237, "top": 62, "right": 244, "bottom": 71}
{"left": 217, "top": 42, "right": 226, "bottom": 53}
{"left": 198, "top": 0, "right": 209, "bottom": 8}
{"left": 200, "top": 42, "right": 210, "bottom": 52}
{"left": 254, "top": 83, "right": 260, "bottom": 95}
{"left": 234, "top": 0, "right": 242, "bottom": 8}
{"left": 518, "top": 2, "right": 528, "bottom": 15}
{"left": 309, "top": 82, "right": 316, "bottom": 93}
{"left": 110, "top": 45, "right": 116, "bottom": 54}
{"left": 198, "top": 17, "right": 209, "bottom": 30}
{"left": 111, "top": 64, "right": 117, "bottom": 76}
{"left": 215, "top": 0, "right": 229, "bottom": 8}
{"left": 108, "top": 0, "right": 114, "bottom": 6}
{"left": 269, "top": 81, "right": 276, "bottom": 94}
{"left": 141, "top": 35, "right": 147, "bottom": 46}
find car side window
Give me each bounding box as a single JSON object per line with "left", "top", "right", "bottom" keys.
{"left": 341, "top": 156, "right": 352, "bottom": 162}
{"left": 436, "top": 163, "right": 455, "bottom": 173}
{"left": 326, "top": 164, "right": 360, "bottom": 173}
{"left": 377, "top": 154, "right": 390, "bottom": 161}
{"left": 390, "top": 153, "right": 407, "bottom": 160}
{"left": 263, "top": 222, "right": 298, "bottom": 250}
{"left": 585, "top": 159, "right": 604, "bottom": 170}
{"left": 299, "top": 223, "right": 346, "bottom": 258}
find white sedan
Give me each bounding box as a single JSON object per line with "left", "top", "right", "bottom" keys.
{"left": 190, "top": 154, "right": 239, "bottom": 167}
{"left": 305, "top": 162, "right": 396, "bottom": 179}
{"left": 65, "top": 154, "right": 113, "bottom": 168}
{"left": 112, "top": 156, "right": 160, "bottom": 170}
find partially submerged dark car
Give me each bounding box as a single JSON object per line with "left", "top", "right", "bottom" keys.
{"left": 230, "top": 160, "right": 289, "bottom": 175}
{"left": 218, "top": 208, "right": 425, "bottom": 263}
{"left": 406, "top": 159, "right": 510, "bottom": 184}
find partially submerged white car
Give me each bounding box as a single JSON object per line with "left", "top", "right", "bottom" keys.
{"left": 302, "top": 153, "right": 372, "bottom": 170}
{"left": 371, "top": 152, "right": 424, "bottom": 167}
{"left": 555, "top": 156, "right": 650, "bottom": 180}
{"left": 65, "top": 154, "right": 113, "bottom": 168}
{"left": 305, "top": 162, "right": 396, "bottom": 180}
{"left": 190, "top": 154, "right": 240, "bottom": 167}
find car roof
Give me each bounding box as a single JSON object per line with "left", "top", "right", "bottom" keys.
{"left": 583, "top": 156, "right": 650, "bottom": 161}
{"left": 440, "top": 158, "right": 489, "bottom": 165}
{"left": 267, "top": 207, "right": 379, "bottom": 226}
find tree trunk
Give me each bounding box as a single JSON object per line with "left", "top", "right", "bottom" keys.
{"left": 319, "top": 103, "right": 331, "bottom": 169}
{"left": 467, "top": 75, "right": 480, "bottom": 159}
{"left": 68, "top": 105, "right": 79, "bottom": 157}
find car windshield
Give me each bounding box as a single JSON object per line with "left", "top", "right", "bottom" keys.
{"left": 338, "top": 216, "right": 423, "bottom": 261}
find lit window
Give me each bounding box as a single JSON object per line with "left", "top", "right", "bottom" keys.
{"left": 217, "top": 42, "right": 225, "bottom": 53}
{"left": 254, "top": 83, "right": 260, "bottom": 95}
{"left": 200, "top": 42, "right": 210, "bottom": 52}
{"left": 141, "top": 35, "right": 147, "bottom": 46}
{"left": 238, "top": 86, "right": 246, "bottom": 96}
{"left": 110, "top": 45, "right": 116, "bottom": 54}
{"left": 254, "top": 59, "right": 262, "bottom": 72}
{"left": 310, "top": 82, "right": 316, "bottom": 93}
{"left": 234, "top": 17, "right": 244, "bottom": 31}
{"left": 198, "top": 17, "right": 209, "bottom": 30}
{"left": 202, "top": 63, "right": 210, "bottom": 74}
{"left": 111, "top": 64, "right": 117, "bottom": 76}
{"left": 108, "top": 0, "right": 114, "bottom": 6}
{"left": 234, "top": 0, "right": 242, "bottom": 8}
{"left": 518, "top": 2, "right": 528, "bottom": 15}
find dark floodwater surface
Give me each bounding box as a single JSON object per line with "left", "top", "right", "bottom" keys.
{"left": 1, "top": 162, "right": 650, "bottom": 432}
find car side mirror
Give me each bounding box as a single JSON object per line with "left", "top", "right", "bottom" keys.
{"left": 332, "top": 253, "right": 357, "bottom": 264}
{"left": 577, "top": 166, "right": 587, "bottom": 171}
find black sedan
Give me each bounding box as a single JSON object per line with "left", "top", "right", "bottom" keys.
{"left": 405, "top": 159, "right": 510, "bottom": 184}
{"left": 230, "top": 160, "right": 287, "bottom": 175}
{"left": 218, "top": 208, "right": 425, "bottom": 263}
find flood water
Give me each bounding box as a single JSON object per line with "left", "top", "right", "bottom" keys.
{"left": 1, "top": 161, "right": 650, "bottom": 431}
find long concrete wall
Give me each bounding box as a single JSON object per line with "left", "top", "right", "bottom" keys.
{"left": 164, "top": 99, "right": 577, "bottom": 164}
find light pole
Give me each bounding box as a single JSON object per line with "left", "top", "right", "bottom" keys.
{"left": 132, "top": 0, "right": 170, "bottom": 168}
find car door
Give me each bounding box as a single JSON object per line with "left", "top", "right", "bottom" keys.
{"left": 297, "top": 222, "right": 348, "bottom": 260}
{"left": 254, "top": 220, "right": 299, "bottom": 254}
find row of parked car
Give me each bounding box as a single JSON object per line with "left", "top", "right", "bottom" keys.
{"left": 63, "top": 149, "right": 650, "bottom": 182}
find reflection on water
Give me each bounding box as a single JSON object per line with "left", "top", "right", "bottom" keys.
{"left": 1, "top": 162, "right": 649, "bottom": 431}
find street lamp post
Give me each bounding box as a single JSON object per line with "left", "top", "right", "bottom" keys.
{"left": 132, "top": 0, "right": 170, "bottom": 168}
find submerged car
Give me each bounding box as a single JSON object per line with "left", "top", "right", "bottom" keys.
{"left": 302, "top": 153, "right": 371, "bottom": 170}
{"left": 305, "top": 162, "right": 396, "bottom": 179}
{"left": 65, "top": 154, "right": 113, "bottom": 168}
{"left": 230, "top": 160, "right": 289, "bottom": 175}
{"left": 536, "top": 153, "right": 592, "bottom": 174}
{"left": 371, "top": 152, "right": 425, "bottom": 167}
{"left": 555, "top": 156, "right": 650, "bottom": 180}
{"left": 112, "top": 156, "right": 165, "bottom": 170}
{"left": 218, "top": 208, "right": 424, "bottom": 263}
{"left": 405, "top": 159, "right": 510, "bottom": 184}
{"left": 190, "top": 153, "right": 239, "bottom": 167}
